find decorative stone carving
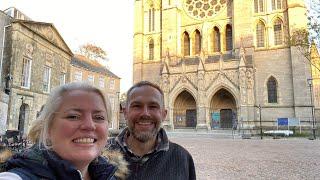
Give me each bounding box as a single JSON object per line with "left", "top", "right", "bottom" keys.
{"left": 225, "top": 70, "right": 239, "bottom": 87}
{"left": 25, "top": 43, "right": 33, "bottom": 58}
{"left": 186, "top": 73, "right": 197, "bottom": 87}
{"left": 46, "top": 28, "right": 54, "bottom": 41}
{"left": 239, "top": 68, "right": 246, "bottom": 88}
{"left": 246, "top": 68, "right": 254, "bottom": 89}
{"left": 162, "top": 74, "right": 169, "bottom": 93}
{"left": 170, "top": 75, "right": 180, "bottom": 91}
{"left": 182, "top": 75, "right": 188, "bottom": 84}
{"left": 183, "top": 0, "right": 228, "bottom": 20}
{"left": 198, "top": 71, "right": 205, "bottom": 91}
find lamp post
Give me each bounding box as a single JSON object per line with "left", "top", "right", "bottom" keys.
{"left": 258, "top": 104, "right": 262, "bottom": 139}
{"left": 307, "top": 78, "right": 316, "bottom": 140}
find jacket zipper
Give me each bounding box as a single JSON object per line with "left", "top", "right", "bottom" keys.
{"left": 77, "top": 170, "right": 84, "bottom": 180}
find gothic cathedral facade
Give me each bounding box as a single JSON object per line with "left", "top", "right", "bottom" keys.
{"left": 133, "top": 0, "right": 317, "bottom": 130}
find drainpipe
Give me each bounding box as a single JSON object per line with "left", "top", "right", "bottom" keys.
{"left": 0, "top": 24, "right": 11, "bottom": 86}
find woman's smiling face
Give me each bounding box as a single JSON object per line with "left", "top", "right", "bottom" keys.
{"left": 49, "top": 90, "right": 108, "bottom": 168}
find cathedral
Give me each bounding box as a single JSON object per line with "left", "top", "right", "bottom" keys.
{"left": 133, "top": 0, "right": 319, "bottom": 131}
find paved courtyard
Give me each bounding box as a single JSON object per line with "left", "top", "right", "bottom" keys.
{"left": 170, "top": 137, "right": 320, "bottom": 180}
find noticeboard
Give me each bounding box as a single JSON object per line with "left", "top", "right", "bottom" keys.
{"left": 211, "top": 112, "right": 220, "bottom": 128}
{"left": 277, "top": 118, "right": 288, "bottom": 126}
{"left": 288, "top": 118, "right": 299, "bottom": 126}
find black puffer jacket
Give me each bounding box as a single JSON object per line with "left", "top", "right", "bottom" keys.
{"left": 2, "top": 145, "right": 128, "bottom": 180}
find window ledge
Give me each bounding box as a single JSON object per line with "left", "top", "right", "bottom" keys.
{"left": 20, "top": 86, "right": 30, "bottom": 90}
{"left": 268, "top": 45, "right": 288, "bottom": 50}
{"left": 254, "top": 47, "right": 268, "bottom": 51}
{"left": 265, "top": 103, "right": 279, "bottom": 106}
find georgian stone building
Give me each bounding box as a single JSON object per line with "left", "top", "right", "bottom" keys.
{"left": 133, "top": 0, "right": 319, "bottom": 130}
{"left": 1, "top": 18, "right": 72, "bottom": 134}
{"left": 0, "top": 10, "right": 12, "bottom": 134}
{"left": 70, "top": 54, "right": 121, "bottom": 129}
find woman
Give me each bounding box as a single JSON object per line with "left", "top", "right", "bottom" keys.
{"left": 0, "top": 82, "right": 127, "bottom": 180}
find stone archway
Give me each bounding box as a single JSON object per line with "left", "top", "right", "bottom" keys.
{"left": 18, "top": 103, "right": 29, "bottom": 134}
{"left": 173, "top": 90, "right": 197, "bottom": 128}
{"left": 210, "top": 89, "right": 237, "bottom": 129}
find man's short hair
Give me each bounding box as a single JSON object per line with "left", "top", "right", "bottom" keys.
{"left": 126, "top": 81, "right": 164, "bottom": 107}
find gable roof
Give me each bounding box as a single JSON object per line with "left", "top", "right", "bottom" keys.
{"left": 71, "top": 54, "right": 120, "bottom": 79}
{"left": 12, "top": 19, "right": 73, "bottom": 56}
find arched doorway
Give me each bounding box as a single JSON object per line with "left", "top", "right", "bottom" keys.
{"left": 173, "top": 90, "right": 197, "bottom": 128}
{"left": 210, "top": 89, "right": 237, "bottom": 129}
{"left": 18, "top": 103, "right": 29, "bottom": 134}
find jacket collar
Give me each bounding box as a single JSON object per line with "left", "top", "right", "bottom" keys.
{"left": 6, "top": 144, "right": 117, "bottom": 180}
{"left": 115, "top": 127, "right": 170, "bottom": 156}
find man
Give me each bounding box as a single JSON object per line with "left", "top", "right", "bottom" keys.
{"left": 108, "top": 81, "right": 196, "bottom": 180}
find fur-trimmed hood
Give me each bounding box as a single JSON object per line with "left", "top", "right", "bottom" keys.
{"left": 102, "top": 149, "right": 129, "bottom": 180}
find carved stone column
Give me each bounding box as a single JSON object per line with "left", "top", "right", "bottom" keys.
{"left": 196, "top": 55, "right": 209, "bottom": 130}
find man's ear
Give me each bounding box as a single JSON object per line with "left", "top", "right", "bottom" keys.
{"left": 123, "top": 107, "right": 128, "bottom": 120}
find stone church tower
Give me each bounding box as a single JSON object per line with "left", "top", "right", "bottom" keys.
{"left": 133, "top": 0, "right": 315, "bottom": 130}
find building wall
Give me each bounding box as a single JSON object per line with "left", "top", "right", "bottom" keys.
{"left": 0, "top": 11, "right": 12, "bottom": 87}
{"left": 133, "top": 0, "right": 313, "bottom": 130}
{"left": 0, "top": 11, "right": 12, "bottom": 134}
{"left": 311, "top": 43, "right": 320, "bottom": 123}
{"left": 70, "top": 64, "right": 121, "bottom": 129}
{"left": 4, "top": 22, "right": 71, "bottom": 133}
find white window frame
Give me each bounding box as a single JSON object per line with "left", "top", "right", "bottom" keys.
{"left": 87, "top": 74, "right": 94, "bottom": 84}
{"left": 43, "top": 66, "right": 51, "bottom": 93}
{"left": 60, "top": 73, "right": 66, "bottom": 86}
{"left": 21, "top": 57, "right": 32, "bottom": 88}
{"left": 272, "top": 0, "right": 282, "bottom": 10}
{"left": 109, "top": 96, "right": 115, "bottom": 111}
{"left": 74, "top": 71, "right": 82, "bottom": 82}
{"left": 273, "top": 21, "right": 283, "bottom": 46}
{"left": 109, "top": 79, "right": 115, "bottom": 90}
{"left": 254, "top": 0, "right": 264, "bottom": 13}
{"left": 99, "top": 77, "right": 105, "bottom": 88}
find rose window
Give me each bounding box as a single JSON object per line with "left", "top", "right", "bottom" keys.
{"left": 184, "top": 0, "right": 228, "bottom": 20}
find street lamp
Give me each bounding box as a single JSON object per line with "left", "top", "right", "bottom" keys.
{"left": 258, "top": 104, "right": 262, "bottom": 139}
{"left": 307, "top": 78, "right": 316, "bottom": 140}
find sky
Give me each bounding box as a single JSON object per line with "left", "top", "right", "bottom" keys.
{"left": 0, "top": 0, "right": 134, "bottom": 93}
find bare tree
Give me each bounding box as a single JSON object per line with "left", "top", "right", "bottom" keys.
{"left": 289, "top": 0, "right": 320, "bottom": 72}
{"left": 79, "top": 43, "right": 107, "bottom": 61}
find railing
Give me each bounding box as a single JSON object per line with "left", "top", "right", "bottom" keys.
{"left": 0, "top": 130, "right": 28, "bottom": 152}
{"left": 238, "top": 118, "right": 319, "bottom": 138}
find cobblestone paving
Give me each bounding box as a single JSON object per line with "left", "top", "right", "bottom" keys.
{"left": 170, "top": 137, "right": 320, "bottom": 180}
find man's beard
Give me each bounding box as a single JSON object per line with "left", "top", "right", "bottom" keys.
{"left": 128, "top": 120, "right": 161, "bottom": 143}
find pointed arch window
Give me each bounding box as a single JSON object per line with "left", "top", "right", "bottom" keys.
{"left": 254, "top": 0, "right": 264, "bottom": 13}
{"left": 149, "top": 39, "right": 154, "bottom": 60}
{"left": 267, "top": 77, "right": 278, "bottom": 103}
{"left": 213, "top": 27, "right": 221, "bottom": 52}
{"left": 226, "top": 25, "right": 233, "bottom": 51}
{"left": 274, "top": 19, "right": 283, "bottom": 45}
{"left": 194, "top": 30, "right": 201, "bottom": 55}
{"left": 183, "top": 32, "right": 190, "bottom": 56}
{"left": 256, "top": 21, "right": 265, "bottom": 47}
{"left": 272, "top": 0, "right": 282, "bottom": 10}
{"left": 148, "top": 8, "right": 155, "bottom": 32}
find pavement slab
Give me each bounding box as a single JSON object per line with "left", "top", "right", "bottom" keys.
{"left": 170, "top": 137, "right": 320, "bottom": 180}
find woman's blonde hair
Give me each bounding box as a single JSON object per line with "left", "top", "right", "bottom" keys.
{"left": 28, "top": 82, "right": 112, "bottom": 149}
